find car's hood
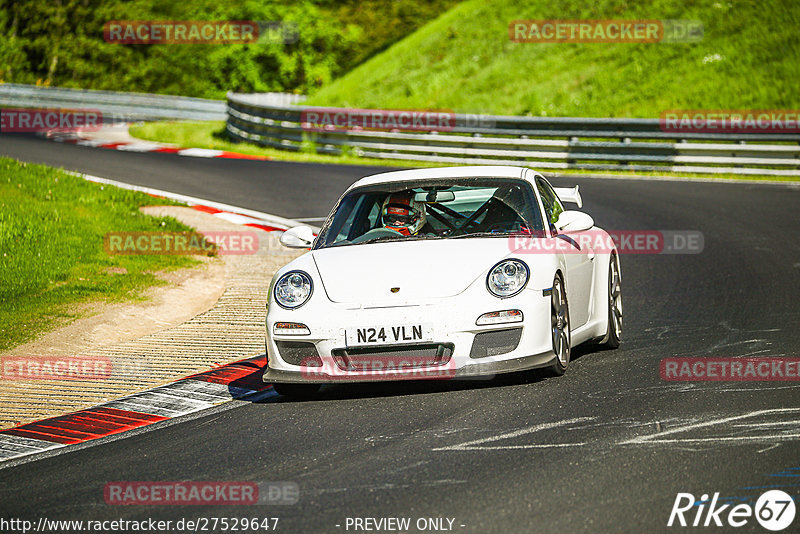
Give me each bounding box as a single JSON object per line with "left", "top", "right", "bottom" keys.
{"left": 312, "top": 238, "right": 514, "bottom": 305}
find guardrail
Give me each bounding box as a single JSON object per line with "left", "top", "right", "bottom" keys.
{"left": 0, "top": 83, "right": 227, "bottom": 122}
{"left": 226, "top": 93, "right": 800, "bottom": 176}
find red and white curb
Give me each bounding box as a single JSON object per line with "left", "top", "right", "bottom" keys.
{"left": 67, "top": 171, "right": 317, "bottom": 234}
{"left": 44, "top": 127, "right": 272, "bottom": 161}
{"left": 0, "top": 356, "right": 275, "bottom": 464}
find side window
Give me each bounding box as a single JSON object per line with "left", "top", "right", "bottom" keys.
{"left": 536, "top": 177, "right": 564, "bottom": 226}
{"left": 334, "top": 195, "right": 367, "bottom": 241}
{"left": 365, "top": 200, "right": 381, "bottom": 230}
{"left": 348, "top": 195, "right": 386, "bottom": 240}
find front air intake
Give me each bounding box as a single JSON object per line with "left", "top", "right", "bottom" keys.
{"left": 275, "top": 341, "right": 322, "bottom": 367}
{"left": 469, "top": 328, "right": 522, "bottom": 359}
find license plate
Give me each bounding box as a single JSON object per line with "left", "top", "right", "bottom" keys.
{"left": 346, "top": 324, "right": 433, "bottom": 346}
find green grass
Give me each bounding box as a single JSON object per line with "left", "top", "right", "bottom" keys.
{"left": 0, "top": 158, "right": 199, "bottom": 350}
{"left": 306, "top": 0, "right": 800, "bottom": 117}
{"left": 130, "top": 120, "right": 800, "bottom": 182}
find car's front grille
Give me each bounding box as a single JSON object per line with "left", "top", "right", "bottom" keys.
{"left": 331, "top": 343, "right": 454, "bottom": 371}
{"left": 469, "top": 328, "right": 523, "bottom": 359}
{"left": 275, "top": 341, "right": 322, "bottom": 367}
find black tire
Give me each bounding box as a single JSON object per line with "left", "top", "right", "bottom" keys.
{"left": 272, "top": 382, "right": 321, "bottom": 398}
{"left": 544, "top": 274, "right": 571, "bottom": 377}
{"left": 598, "top": 254, "right": 622, "bottom": 349}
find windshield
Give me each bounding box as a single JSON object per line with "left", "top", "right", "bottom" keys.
{"left": 314, "top": 177, "right": 544, "bottom": 249}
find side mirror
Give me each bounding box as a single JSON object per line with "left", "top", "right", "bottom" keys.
{"left": 280, "top": 226, "right": 315, "bottom": 248}
{"left": 555, "top": 210, "right": 594, "bottom": 233}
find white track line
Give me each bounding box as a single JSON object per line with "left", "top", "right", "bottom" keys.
{"left": 622, "top": 408, "right": 800, "bottom": 445}
{"left": 432, "top": 416, "right": 595, "bottom": 451}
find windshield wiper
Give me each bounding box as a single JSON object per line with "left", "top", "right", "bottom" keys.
{"left": 450, "top": 231, "right": 523, "bottom": 239}
{"left": 325, "top": 234, "right": 445, "bottom": 248}
{"left": 358, "top": 236, "right": 405, "bottom": 245}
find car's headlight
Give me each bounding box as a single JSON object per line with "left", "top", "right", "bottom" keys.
{"left": 486, "top": 259, "right": 529, "bottom": 298}
{"left": 274, "top": 270, "right": 313, "bottom": 309}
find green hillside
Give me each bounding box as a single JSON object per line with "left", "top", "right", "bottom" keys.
{"left": 306, "top": 0, "right": 800, "bottom": 117}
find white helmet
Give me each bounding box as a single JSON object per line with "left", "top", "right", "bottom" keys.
{"left": 381, "top": 192, "right": 427, "bottom": 236}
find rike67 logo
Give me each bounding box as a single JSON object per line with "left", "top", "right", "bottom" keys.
{"left": 668, "top": 491, "right": 796, "bottom": 530}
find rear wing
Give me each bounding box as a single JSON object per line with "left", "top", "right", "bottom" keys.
{"left": 553, "top": 185, "right": 582, "bottom": 209}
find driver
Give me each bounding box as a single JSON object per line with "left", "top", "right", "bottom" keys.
{"left": 381, "top": 192, "right": 427, "bottom": 236}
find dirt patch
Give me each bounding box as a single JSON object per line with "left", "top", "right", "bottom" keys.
{"left": 0, "top": 206, "right": 302, "bottom": 429}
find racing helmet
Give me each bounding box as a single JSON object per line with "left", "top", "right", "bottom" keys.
{"left": 381, "top": 192, "right": 426, "bottom": 236}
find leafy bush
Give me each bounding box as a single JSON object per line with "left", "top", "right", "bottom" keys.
{"left": 0, "top": 0, "right": 458, "bottom": 98}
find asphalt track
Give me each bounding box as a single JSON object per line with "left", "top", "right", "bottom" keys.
{"left": 1, "top": 133, "right": 800, "bottom": 533}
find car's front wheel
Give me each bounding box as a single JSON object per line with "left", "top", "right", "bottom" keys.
{"left": 271, "top": 383, "right": 321, "bottom": 398}
{"left": 598, "top": 254, "right": 622, "bottom": 349}
{"left": 545, "top": 274, "right": 571, "bottom": 376}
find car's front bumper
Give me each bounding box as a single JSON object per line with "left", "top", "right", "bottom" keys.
{"left": 263, "top": 286, "right": 557, "bottom": 384}
{"left": 263, "top": 348, "right": 556, "bottom": 383}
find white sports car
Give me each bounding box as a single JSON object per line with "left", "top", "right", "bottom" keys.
{"left": 263, "top": 166, "right": 622, "bottom": 396}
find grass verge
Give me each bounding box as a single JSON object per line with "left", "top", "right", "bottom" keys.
{"left": 130, "top": 121, "right": 800, "bottom": 182}
{"left": 0, "top": 157, "right": 200, "bottom": 351}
